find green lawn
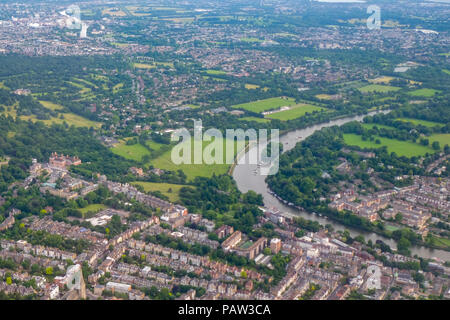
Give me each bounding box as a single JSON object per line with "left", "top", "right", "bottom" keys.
{"left": 67, "top": 80, "right": 91, "bottom": 94}
{"left": 133, "top": 63, "right": 156, "bottom": 69}
{"left": 110, "top": 140, "right": 151, "bottom": 162}
{"left": 112, "top": 83, "right": 124, "bottom": 93}
{"left": 396, "top": 118, "right": 444, "bottom": 128}
{"left": 78, "top": 204, "right": 106, "bottom": 217}
{"left": 265, "top": 104, "right": 327, "bottom": 121}
{"left": 240, "top": 241, "right": 254, "bottom": 249}
{"left": 145, "top": 140, "right": 165, "bottom": 151}
{"left": 385, "top": 224, "right": 400, "bottom": 232}
{"left": 343, "top": 133, "right": 434, "bottom": 157}
{"left": 245, "top": 84, "right": 260, "bottom": 90}
{"left": 131, "top": 182, "right": 187, "bottom": 202}
{"left": 3, "top": 101, "right": 101, "bottom": 128}
{"left": 407, "top": 88, "right": 441, "bottom": 97}
{"left": 358, "top": 84, "right": 401, "bottom": 93}
{"left": 232, "top": 97, "right": 296, "bottom": 113}
{"left": 239, "top": 116, "right": 271, "bottom": 123}
{"left": 151, "top": 136, "right": 246, "bottom": 181}
{"left": 205, "top": 69, "right": 227, "bottom": 75}
{"left": 429, "top": 235, "right": 450, "bottom": 249}
{"left": 39, "top": 100, "right": 63, "bottom": 111}
{"left": 240, "top": 37, "right": 263, "bottom": 43}
{"left": 428, "top": 134, "right": 450, "bottom": 148}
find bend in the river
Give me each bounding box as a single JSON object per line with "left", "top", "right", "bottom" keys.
{"left": 232, "top": 111, "right": 450, "bottom": 261}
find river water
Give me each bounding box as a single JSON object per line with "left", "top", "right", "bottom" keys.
{"left": 232, "top": 111, "right": 450, "bottom": 261}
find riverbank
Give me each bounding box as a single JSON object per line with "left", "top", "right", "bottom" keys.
{"left": 232, "top": 110, "right": 450, "bottom": 261}
{"left": 268, "top": 187, "right": 450, "bottom": 253}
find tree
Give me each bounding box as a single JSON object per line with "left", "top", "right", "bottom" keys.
{"left": 395, "top": 213, "right": 403, "bottom": 223}
{"left": 31, "top": 264, "right": 40, "bottom": 274}
{"left": 413, "top": 272, "right": 425, "bottom": 284}
{"left": 6, "top": 277, "right": 12, "bottom": 285}
{"left": 45, "top": 267, "right": 53, "bottom": 275}
{"left": 397, "top": 237, "right": 411, "bottom": 255}
{"left": 432, "top": 141, "right": 440, "bottom": 150}
{"left": 354, "top": 235, "right": 365, "bottom": 244}
{"left": 299, "top": 177, "right": 315, "bottom": 195}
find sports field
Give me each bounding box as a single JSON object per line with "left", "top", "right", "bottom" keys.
{"left": 78, "top": 204, "right": 107, "bottom": 216}
{"left": 110, "top": 140, "right": 151, "bottom": 162}
{"left": 232, "top": 97, "right": 296, "bottom": 113}
{"left": 265, "top": 104, "right": 327, "bottom": 121}
{"left": 407, "top": 88, "right": 441, "bottom": 97}
{"left": 131, "top": 182, "right": 187, "bottom": 202}
{"left": 150, "top": 136, "right": 246, "bottom": 181}
{"left": 343, "top": 134, "right": 434, "bottom": 157}
{"left": 358, "top": 84, "right": 401, "bottom": 93}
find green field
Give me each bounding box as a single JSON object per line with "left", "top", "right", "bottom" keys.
{"left": 343, "top": 133, "right": 434, "bottom": 157}
{"left": 265, "top": 104, "right": 327, "bottom": 121}
{"left": 67, "top": 80, "right": 92, "bottom": 94}
{"left": 240, "top": 37, "right": 264, "bottom": 43}
{"left": 239, "top": 116, "right": 271, "bottom": 123}
{"left": 429, "top": 235, "right": 450, "bottom": 249}
{"left": 385, "top": 224, "right": 401, "bottom": 232}
{"left": 3, "top": 101, "right": 102, "bottom": 128}
{"left": 111, "top": 140, "right": 151, "bottom": 162}
{"left": 131, "top": 182, "right": 187, "bottom": 202}
{"left": 151, "top": 136, "right": 246, "bottom": 181}
{"left": 133, "top": 63, "right": 156, "bottom": 69}
{"left": 145, "top": 140, "right": 165, "bottom": 151}
{"left": 240, "top": 241, "right": 254, "bottom": 249}
{"left": 396, "top": 118, "right": 444, "bottom": 128}
{"left": 245, "top": 84, "right": 260, "bottom": 90}
{"left": 407, "top": 88, "right": 441, "bottom": 97}
{"left": 112, "top": 83, "right": 124, "bottom": 93}
{"left": 358, "top": 84, "right": 401, "bottom": 93}
{"left": 39, "top": 100, "right": 63, "bottom": 111}
{"left": 78, "top": 204, "right": 107, "bottom": 217}
{"left": 315, "top": 94, "right": 336, "bottom": 100}
{"left": 205, "top": 69, "right": 227, "bottom": 75}
{"left": 361, "top": 123, "right": 394, "bottom": 131}
{"left": 429, "top": 134, "right": 450, "bottom": 148}
{"left": 232, "top": 97, "right": 296, "bottom": 113}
